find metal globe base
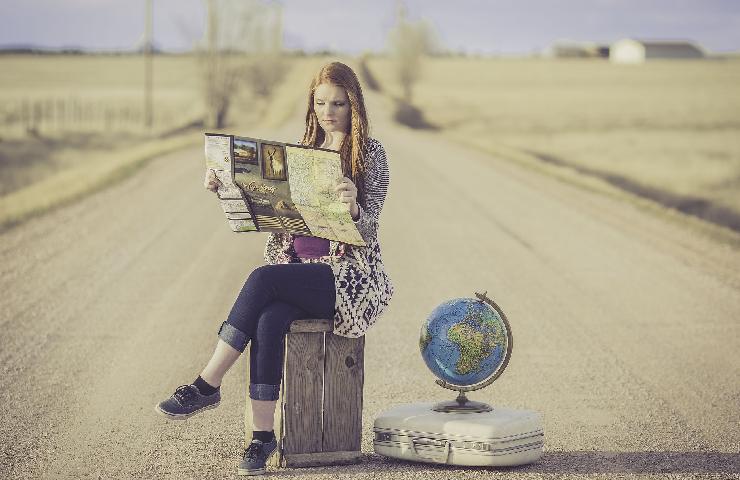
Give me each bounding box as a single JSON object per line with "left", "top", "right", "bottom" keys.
{"left": 432, "top": 391, "right": 493, "bottom": 413}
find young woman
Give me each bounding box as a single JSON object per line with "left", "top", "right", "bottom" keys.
{"left": 156, "top": 61, "right": 394, "bottom": 475}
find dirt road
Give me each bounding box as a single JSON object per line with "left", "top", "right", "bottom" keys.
{"left": 1, "top": 90, "right": 739, "bottom": 479}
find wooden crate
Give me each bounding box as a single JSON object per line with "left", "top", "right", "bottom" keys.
{"left": 243, "top": 318, "right": 365, "bottom": 468}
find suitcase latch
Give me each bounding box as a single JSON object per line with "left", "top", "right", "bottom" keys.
{"left": 409, "top": 437, "right": 451, "bottom": 464}
{"left": 470, "top": 441, "right": 490, "bottom": 451}
{"left": 375, "top": 431, "right": 392, "bottom": 442}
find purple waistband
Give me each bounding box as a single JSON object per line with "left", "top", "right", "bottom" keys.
{"left": 293, "top": 235, "right": 330, "bottom": 259}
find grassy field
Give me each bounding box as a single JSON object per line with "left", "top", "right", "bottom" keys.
{"left": 0, "top": 53, "right": 327, "bottom": 230}
{"left": 0, "top": 54, "right": 205, "bottom": 198}
{"left": 366, "top": 57, "right": 740, "bottom": 231}
{"left": 0, "top": 54, "right": 205, "bottom": 137}
{"left": 4, "top": 54, "right": 739, "bottom": 233}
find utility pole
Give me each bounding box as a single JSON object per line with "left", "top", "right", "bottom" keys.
{"left": 144, "top": 0, "right": 153, "bottom": 129}
{"left": 206, "top": 0, "right": 217, "bottom": 128}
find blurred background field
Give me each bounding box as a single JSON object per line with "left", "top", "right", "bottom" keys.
{"left": 1, "top": 0, "right": 739, "bottom": 233}
{"left": 0, "top": 51, "right": 328, "bottom": 229}
{"left": 0, "top": 54, "right": 202, "bottom": 197}
{"left": 364, "top": 57, "right": 740, "bottom": 230}
{"left": 0, "top": 54, "right": 202, "bottom": 138}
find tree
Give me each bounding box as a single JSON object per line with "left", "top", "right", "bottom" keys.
{"left": 387, "top": 1, "right": 438, "bottom": 103}
{"left": 200, "top": 0, "right": 286, "bottom": 129}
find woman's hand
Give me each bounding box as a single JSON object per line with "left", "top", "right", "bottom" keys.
{"left": 335, "top": 176, "right": 359, "bottom": 220}
{"left": 204, "top": 169, "right": 222, "bottom": 193}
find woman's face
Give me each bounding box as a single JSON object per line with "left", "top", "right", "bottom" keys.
{"left": 313, "top": 83, "right": 351, "bottom": 134}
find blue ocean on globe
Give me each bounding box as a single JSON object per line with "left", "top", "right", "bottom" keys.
{"left": 419, "top": 298, "right": 508, "bottom": 387}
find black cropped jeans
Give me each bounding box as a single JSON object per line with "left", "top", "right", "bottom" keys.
{"left": 218, "top": 263, "right": 335, "bottom": 401}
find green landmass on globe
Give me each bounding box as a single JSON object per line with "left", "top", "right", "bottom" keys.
{"left": 420, "top": 297, "right": 510, "bottom": 388}
{"left": 419, "top": 327, "right": 432, "bottom": 353}
{"left": 447, "top": 323, "right": 492, "bottom": 375}
{"left": 447, "top": 303, "right": 505, "bottom": 375}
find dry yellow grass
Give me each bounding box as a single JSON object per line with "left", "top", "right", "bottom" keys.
{"left": 0, "top": 133, "right": 199, "bottom": 231}
{"left": 0, "top": 54, "right": 329, "bottom": 230}
{"left": 0, "top": 54, "right": 204, "bottom": 136}
{"left": 366, "top": 57, "right": 740, "bottom": 230}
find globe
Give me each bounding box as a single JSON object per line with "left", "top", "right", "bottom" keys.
{"left": 419, "top": 292, "right": 512, "bottom": 412}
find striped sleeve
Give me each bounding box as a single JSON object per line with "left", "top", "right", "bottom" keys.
{"left": 353, "top": 138, "right": 390, "bottom": 243}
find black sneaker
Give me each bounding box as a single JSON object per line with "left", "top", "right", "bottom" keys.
{"left": 238, "top": 438, "right": 278, "bottom": 476}
{"left": 155, "top": 384, "right": 220, "bottom": 420}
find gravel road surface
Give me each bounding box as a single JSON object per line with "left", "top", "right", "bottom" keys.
{"left": 1, "top": 90, "right": 739, "bottom": 479}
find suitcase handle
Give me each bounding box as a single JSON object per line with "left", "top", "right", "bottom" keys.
{"left": 409, "top": 437, "right": 451, "bottom": 464}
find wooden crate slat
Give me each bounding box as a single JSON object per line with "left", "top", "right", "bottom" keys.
{"left": 283, "top": 450, "right": 363, "bottom": 467}
{"left": 289, "top": 318, "right": 332, "bottom": 333}
{"left": 244, "top": 321, "right": 367, "bottom": 470}
{"left": 282, "top": 331, "right": 324, "bottom": 454}
{"left": 322, "top": 334, "right": 365, "bottom": 452}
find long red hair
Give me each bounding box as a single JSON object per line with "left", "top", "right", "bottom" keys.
{"left": 301, "top": 62, "right": 370, "bottom": 203}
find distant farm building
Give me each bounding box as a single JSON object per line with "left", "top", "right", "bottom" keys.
{"left": 610, "top": 39, "right": 705, "bottom": 63}
{"left": 549, "top": 42, "right": 609, "bottom": 58}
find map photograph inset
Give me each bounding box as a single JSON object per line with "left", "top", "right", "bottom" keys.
{"left": 234, "top": 137, "right": 258, "bottom": 177}
{"left": 234, "top": 137, "right": 258, "bottom": 165}
{"left": 261, "top": 143, "right": 287, "bottom": 181}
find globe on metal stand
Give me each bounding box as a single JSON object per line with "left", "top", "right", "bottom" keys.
{"left": 419, "top": 291, "right": 513, "bottom": 414}
{"left": 375, "top": 291, "right": 542, "bottom": 467}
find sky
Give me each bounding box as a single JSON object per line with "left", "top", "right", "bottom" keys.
{"left": 1, "top": 0, "right": 739, "bottom": 54}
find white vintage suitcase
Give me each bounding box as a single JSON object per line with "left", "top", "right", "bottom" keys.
{"left": 373, "top": 402, "right": 544, "bottom": 467}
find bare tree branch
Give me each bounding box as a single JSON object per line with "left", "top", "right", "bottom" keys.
{"left": 387, "top": 2, "right": 438, "bottom": 102}
{"left": 199, "top": 0, "right": 286, "bottom": 129}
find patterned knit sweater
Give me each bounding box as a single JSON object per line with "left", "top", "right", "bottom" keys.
{"left": 263, "top": 137, "right": 394, "bottom": 337}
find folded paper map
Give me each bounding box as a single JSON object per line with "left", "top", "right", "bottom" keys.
{"left": 204, "top": 133, "right": 366, "bottom": 247}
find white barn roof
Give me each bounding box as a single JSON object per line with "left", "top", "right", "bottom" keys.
{"left": 610, "top": 38, "right": 705, "bottom": 63}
